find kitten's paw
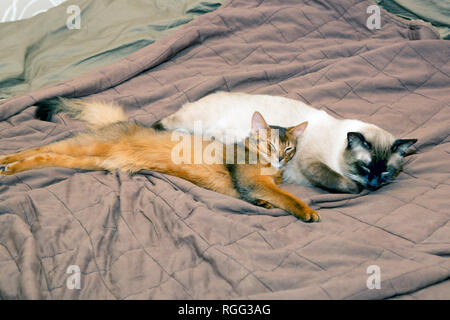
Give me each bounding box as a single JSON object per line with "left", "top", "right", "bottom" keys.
{"left": 254, "top": 199, "right": 273, "bottom": 209}
{"left": 0, "top": 162, "right": 18, "bottom": 175}
{"left": 299, "top": 208, "right": 320, "bottom": 222}
{"left": 274, "top": 175, "right": 283, "bottom": 185}
{"left": 339, "top": 177, "right": 362, "bottom": 194}
{"left": 0, "top": 164, "right": 10, "bottom": 175}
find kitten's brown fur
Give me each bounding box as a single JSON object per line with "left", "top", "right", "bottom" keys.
{"left": 1, "top": 102, "right": 318, "bottom": 222}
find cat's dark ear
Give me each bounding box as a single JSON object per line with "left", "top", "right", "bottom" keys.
{"left": 347, "top": 132, "right": 371, "bottom": 150}
{"left": 251, "top": 111, "right": 269, "bottom": 133}
{"left": 288, "top": 121, "right": 308, "bottom": 137}
{"left": 391, "top": 139, "right": 417, "bottom": 156}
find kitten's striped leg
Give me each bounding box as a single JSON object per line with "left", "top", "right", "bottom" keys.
{"left": 0, "top": 140, "right": 75, "bottom": 164}
{"left": 0, "top": 147, "right": 48, "bottom": 164}
{"left": 0, "top": 139, "right": 111, "bottom": 165}
{"left": 246, "top": 178, "right": 320, "bottom": 222}
{"left": 0, "top": 153, "right": 106, "bottom": 175}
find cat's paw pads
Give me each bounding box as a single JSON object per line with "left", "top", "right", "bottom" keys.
{"left": 300, "top": 208, "right": 320, "bottom": 222}
{"left": 0, "top": 164, "right": 9, "bottom": 174}
{"left": 348, "top": 181, "right": 363, "bottom": 194}
{"left": 340, "top": 178, "right": 362, "bottom": 194}
{"left": 254, "top": 199, "right": 273, "bottom": 209}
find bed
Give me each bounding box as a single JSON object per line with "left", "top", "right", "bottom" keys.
{"left": 0, "top": 0, "right": 222, "bottom": 99}
{"left": 0, "top": 0, "right": 449, "bottom": 299}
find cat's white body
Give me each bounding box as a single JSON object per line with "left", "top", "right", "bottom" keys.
{"left": 161, "top": 91, "right": 394, "bottom": 186}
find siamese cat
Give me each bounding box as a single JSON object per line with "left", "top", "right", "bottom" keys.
{"left": 155, "top": 91, "right": 417, "bottom": 193}
{"left": 0, "top": 99, "right": 318, "bottom": 222}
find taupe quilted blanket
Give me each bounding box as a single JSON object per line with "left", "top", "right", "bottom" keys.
{"left": 0, "top": 0, "right": 449, "bottom": 299}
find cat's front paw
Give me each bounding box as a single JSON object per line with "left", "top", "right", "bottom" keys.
{"left": 338, "top": 177, "right": 362, "bottom": 194}
{"left": 254, "top": 199, "right": 273, "bottom": 209}
{"left": 0, "top": 164, "right": 10, "bottom": 175}
{"left": 299, "top": 207, "right": 320, "bottom": 222}
{"left": 274, "top": 175, "right": 283, "bottom": 185}
{"left": 0, "top": 162, "right": 19, "bottom": 175}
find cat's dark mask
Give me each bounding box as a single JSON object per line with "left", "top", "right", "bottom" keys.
{"left": 345, "top": 132, "right": 417, "bottom": 190}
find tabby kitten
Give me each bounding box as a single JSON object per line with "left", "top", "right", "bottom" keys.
{"left": 0, "top": 99, "right": 318, "bottom": 222}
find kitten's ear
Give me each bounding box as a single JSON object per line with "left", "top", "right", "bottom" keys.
{"left": 251, "top": 111, "right": 269, "bottom": 133}
{"left": 347, "top": 132, "right": 371, "bottom": 150}
{"left": 391, "top": 139, "right": 417, "bottom": 156}
{"left": 288, "top": 121, "right": 308, "bottom": 137}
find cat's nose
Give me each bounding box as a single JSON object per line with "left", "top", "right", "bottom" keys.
{"left": 368, "top": 177, "right": 381, "bottom": 190}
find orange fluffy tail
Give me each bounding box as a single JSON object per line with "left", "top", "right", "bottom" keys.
{"left": 35, "top": 98, "right": 128, "bottom": 128}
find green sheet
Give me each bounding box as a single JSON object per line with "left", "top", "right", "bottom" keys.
{"left": 376, "top": 0, "right": 450, "bottom": 39}
{"left": 0, "top": 0, "right": 222, "bottom": 99}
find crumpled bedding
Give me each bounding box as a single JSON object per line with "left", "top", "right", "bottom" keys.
{"left": 376, "top": 0, "right": 450, "bottom": 40}
{"left": 0, "top": 0, "right": 222, "bottom": 99}
{"left": 0, "top": 0, "right": 449, "bottom": 299}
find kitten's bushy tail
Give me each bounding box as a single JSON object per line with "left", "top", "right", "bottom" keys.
{"left": 35, "top": 98, "right": 128, "bottom": 128}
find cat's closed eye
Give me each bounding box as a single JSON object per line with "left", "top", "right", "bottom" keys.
{"left": 360, "top": 165, "right": 370, "bottom": 174}
{"left": 381, "top": 172, "right": 390, "bottom": 179}
{"left": 381, "top": 168, "right": 396, "bottom": 181}
{"left": 269, "top": 142, "right": 277, "bottom": 151}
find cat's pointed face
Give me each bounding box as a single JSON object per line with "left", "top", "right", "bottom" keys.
{"left": 248, "top": 112, "right": 307, "bottom": 168}
{"left": 343, "top": 131, "right": 417, "bottom": 190}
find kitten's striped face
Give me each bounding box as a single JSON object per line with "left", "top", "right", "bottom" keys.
{"left": 253, "top": 126, "right": 296, "bottom": 169}
{"left": 344, "top": 132, "right": 417, "bottom": 190}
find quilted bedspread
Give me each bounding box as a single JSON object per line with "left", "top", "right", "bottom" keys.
{"left": 0, "top": 0, "right": 223, "bottom": 99}
{"left": 0, "top": 0, "right": 449, "bottom": 299}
